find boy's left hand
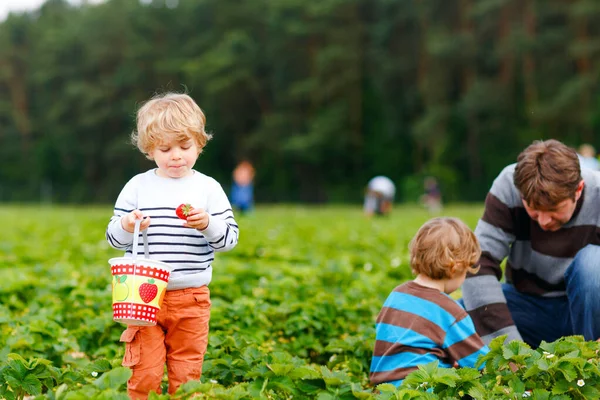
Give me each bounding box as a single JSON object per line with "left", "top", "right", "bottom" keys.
{"left": 184, "top": 207, "right": 210, "bottom": 231}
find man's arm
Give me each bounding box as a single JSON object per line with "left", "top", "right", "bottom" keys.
{"left": 463, "top": 180, "right": 523, "bottom": 344}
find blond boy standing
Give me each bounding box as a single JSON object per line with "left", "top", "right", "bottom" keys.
{"left": 106, "top": 92, "right": 238, "bottom": 399}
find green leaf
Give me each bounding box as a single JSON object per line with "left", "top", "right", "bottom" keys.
{"left": 54, "top": 383, "right": 69, "bottom": 400}
{"left": 4, "top": 369, "right": 26, "bottom": 389}
{"left": 92, "top": 367, "right": 132, "bottom": 390}
{"left": 295, "top": 379, "right": 326, "bottom": 394}
{"left": 319, "top": 366, "right": 348, "bottom": 387}
{"left": 316, "top": 392, "right": 336, "bottom": 400}
{"left": 20, "top": 373, "right": 43, "bottom": 395}
{"left": 267, "top": 363, "right": 295, "bottom": 376}
{"left": 551, "top": 379, "right": 571, "bottom": 395}
{"left": 488, "top": 335, "right": 508, "bottom": 352}
{"left": 288, "top": 365, "right": 321, "bottom": 380}
{"left": 0, "top": 390, "right": 15, "bottom": 400}
{"left": 557, "top": 362, "right": 578, "bottom": 382}
{"left": 6, "top": 353, "right": 29, "bottom": 379}
{"left": 580, "top": 384, "right": 600, "bottom": 398}
{"left": 351, "top": 383, "right": 375, "bottom": 399}
{"left": 456, "top": 367, "right": 481, "bottom": 380}
{"left": 529, "top": 389, "right": 550, "bottom": 400}
{"left": 467, "top": 385, "right": 488, "bottom": 400}
{"left": 60, "top": 371, "right": 86, "bottom": 385}
{"left": 375, "top": 383, "right": 398, "bottom": 393}
{"left": 175, "top": 380, "right": 212, "bottom": 394}
{"left": 84, "top": 359, "right": 112, "bottom": 375}
{"left": 508, "top": 377, "right": 525, "bottom": 394}
{"left": 265, "top": 375, "right": 297, "bottom": 395}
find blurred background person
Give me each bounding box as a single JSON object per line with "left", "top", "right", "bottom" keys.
{"left": 577, "top": 144, "right": 599, "bottom": 171}
{"left": 363, "top": 176, "right": 395, "bottom": 217}
{"left": 421, "top": 176, "right": 442, "bottom": 213}
{"left": 231, "top": 160, "right": 255, "bottom": 214}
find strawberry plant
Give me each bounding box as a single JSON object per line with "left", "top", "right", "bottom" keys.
{"left": 4, "top": 205, "right": 600, "bottom": 398}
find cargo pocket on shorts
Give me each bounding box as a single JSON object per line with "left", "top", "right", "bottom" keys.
{"left": 193, "top": 287, "right": 211, "bottom": 309}
{"left": 120, "top": 327, "right": 141, "bottom": 367}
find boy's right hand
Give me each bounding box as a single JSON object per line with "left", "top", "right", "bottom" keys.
{"left": 121, "top": 210, "right": 151, "bottom": 233}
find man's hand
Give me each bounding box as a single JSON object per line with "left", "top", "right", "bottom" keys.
{"left": 184, "top": 207, "right": 210, "bottom": 231}
{"left": 121, "top": 210, "right": 151, "bottom": 233}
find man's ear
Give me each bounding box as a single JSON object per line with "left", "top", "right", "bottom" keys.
{"left": 575, "top": 180, "right": 585, "bottom": 200}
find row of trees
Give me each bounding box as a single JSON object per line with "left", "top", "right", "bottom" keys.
{"left": 1, "top": 0, "right": 599, "bottom": 203}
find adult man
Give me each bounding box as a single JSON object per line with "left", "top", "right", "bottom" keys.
{"left": 462, "top": 139, "right": 600, "bottom": 347}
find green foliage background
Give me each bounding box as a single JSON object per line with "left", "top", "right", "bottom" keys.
{"left": 1, "top": 0, "right": 599, "bottom": 203}
{"left": 3, "top": 205, "right": 600, "bottom": 399}
{"left": 0, "top": 204, "right": 471, "bottom": 396}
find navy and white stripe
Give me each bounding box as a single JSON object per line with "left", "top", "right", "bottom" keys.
{"left": 106, "top": 169, "right": 239, "bottom": 290}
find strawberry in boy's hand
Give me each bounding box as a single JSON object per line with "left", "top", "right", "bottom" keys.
{"left": 176, "top": 203, "right": 193, "bottom": 220}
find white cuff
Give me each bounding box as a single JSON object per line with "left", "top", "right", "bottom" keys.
{"left": 200, "top": 214, "right": 227, "bottom": 241}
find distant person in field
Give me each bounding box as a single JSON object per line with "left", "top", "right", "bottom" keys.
{"left": 577, "top": 143, "right": 600, "bottom": 171}
{"left": 105, "top": 92, "right": 239, "bottom": 399}
{"left": 364, "top": 176, "right": 395, "bottom": 216}
{"left": 370, "top": 217, "right": 489, "bottom": 387}
{"left": 421, "top": 176, "right": 442, "bottom": 213}
{"left": 462, "top": 139, "right": 600, "bottom": 348}
{"left": 231, "top": 160, "right": 255, "bottom": 213}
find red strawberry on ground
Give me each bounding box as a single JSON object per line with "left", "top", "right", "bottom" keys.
{"left": 139, "top": 279, "right": 158, "bottom": 303}
{"left": 176, "top": 203, "right": 193, "bottom": 220}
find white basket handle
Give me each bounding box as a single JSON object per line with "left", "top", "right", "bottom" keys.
{"left": 131, "top": 218, "right": 150, "bottom": 261}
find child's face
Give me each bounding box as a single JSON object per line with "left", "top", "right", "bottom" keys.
{"left": 150, "top": 135, "right": 200, "bottom": 179}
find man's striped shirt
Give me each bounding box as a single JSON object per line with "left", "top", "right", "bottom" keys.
{"left": 106, "top": 169, "right": 238, "bottom": 290}
{"left": 370, "top": 282, "right": 488, "bottom": 387}
{"left": 463, "top": 165, "right": 600, "bottom": 344}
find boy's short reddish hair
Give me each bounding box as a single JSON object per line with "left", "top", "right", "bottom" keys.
{"left": 409, "top": 217, "right": 481, "bottom": 280}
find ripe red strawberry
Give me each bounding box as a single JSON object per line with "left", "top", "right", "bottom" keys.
{"left": 176, "top": 203, "right": 193, "bottom": 220}
{"left": 139, "top": 279, "right": 158, "bottom": 303}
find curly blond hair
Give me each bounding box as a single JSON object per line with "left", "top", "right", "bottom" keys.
{"left": 131, "top": 92, "right": 212, "bottom": 158}
{"left": 409, "top": 217, "right": 481, "bottom": 280}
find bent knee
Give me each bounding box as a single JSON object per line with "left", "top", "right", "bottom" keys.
{"left": 567, "top": 245, "right": 600, "bottom": 286}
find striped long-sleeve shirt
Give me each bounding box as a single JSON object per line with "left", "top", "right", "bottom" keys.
{"left": 463, "top": 164, "right": 600, "bottom": 344}
{"left": 370, "top": 282, "right": 488, "bottom": 387}
{"left": 106, "top": 169, "right": 238, "bottom": 290}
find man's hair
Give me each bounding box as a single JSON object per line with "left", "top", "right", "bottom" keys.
{"left": 409, "top": 217, "right": 481, "bottom": 280}
{"left": 514, "top": 139, "right": 582, "bottom": 209}
{"left": 132, "top": 92, "right": 212, "bottom": 157}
